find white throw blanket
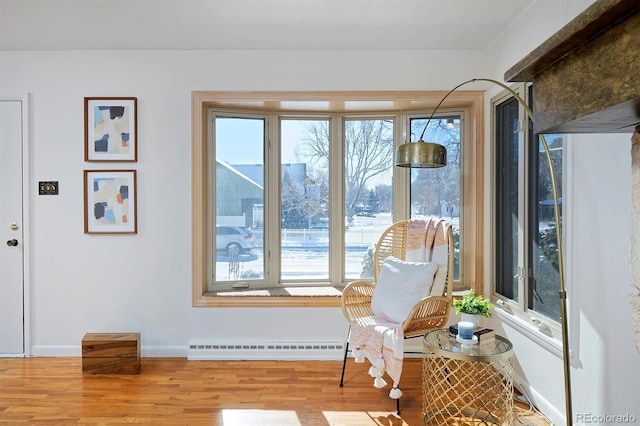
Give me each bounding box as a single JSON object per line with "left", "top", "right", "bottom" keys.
{"left": 346, "top": 218, "right": 450, "bottom": 399}
{"left": 348, "top": 315, "right": 404, "bottom": 399}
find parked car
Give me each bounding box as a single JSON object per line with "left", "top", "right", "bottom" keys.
{"left": 216, "top": 225, "right": 255, "bottom": 253}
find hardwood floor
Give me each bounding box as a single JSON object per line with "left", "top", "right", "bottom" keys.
{"left": 0, "top": 357, "right": 550, "bottom": 425}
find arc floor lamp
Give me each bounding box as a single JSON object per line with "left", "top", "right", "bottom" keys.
{"left": 396, "top": 78, "right": 571, "bottom": 425}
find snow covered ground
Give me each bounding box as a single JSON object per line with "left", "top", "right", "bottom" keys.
{"left": 215, "top": 212, "right": 460, "bottom": 281}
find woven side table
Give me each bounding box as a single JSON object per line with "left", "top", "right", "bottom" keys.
{"left": 422, "top": 329, "right": 514, "bottom": 425}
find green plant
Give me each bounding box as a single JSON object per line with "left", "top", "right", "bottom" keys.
{"left": 453, "top": 289, "right": 494, "bottom": 318}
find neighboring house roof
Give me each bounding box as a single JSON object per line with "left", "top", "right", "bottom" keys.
{"left": 216, "top": 159, "right": 263, "bottom": 190}
{"left": 231, "top": 163, "right": 306, "bottom": 191}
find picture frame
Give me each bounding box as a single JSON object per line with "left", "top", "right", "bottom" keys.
{"left": 84, "top": 97, "right": 137, "bottom": 162}
{"left": 84, "top": 170, "right": 137, "bottom": 234}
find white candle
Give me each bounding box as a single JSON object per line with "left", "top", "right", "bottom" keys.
{"left": 458, "top": 321, "right": 475, "bottom": 339}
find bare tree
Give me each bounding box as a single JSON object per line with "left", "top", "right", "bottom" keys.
{"left": 281, "top": 166, "right": 328, "bottom": 229}
{"left": 300, "top": 120, "right": 393, "bottom": 214}
{"left": 375, "top": 184, "right": 392, "bottom": 212}
{"left": 410, "top": 117, "right": 461, "bottom": 216}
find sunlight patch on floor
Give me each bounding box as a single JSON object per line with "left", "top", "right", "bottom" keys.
{"left": 221, "top": 409, "right": 301, "bottom": 425}
{"left": 220, "top": 409, "right": 409, "bottom": 426}
{"left": 322, "top": 411, "right": 408, "bottom": 425}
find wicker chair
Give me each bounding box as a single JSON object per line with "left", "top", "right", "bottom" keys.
{"left": 339, "top": 218, "right": 455, "bottom": 414}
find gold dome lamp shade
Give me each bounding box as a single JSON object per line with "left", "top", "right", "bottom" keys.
{"left": 395, "top": 140, "right": 447, "bottom": 168}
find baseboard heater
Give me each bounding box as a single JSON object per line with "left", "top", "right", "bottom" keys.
{"left": 187, "top": 340, "right": 345, "bottom": 361}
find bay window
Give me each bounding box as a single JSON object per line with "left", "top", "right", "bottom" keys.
{"left": 192, "top": 91, "right": 484, "bottom": 307}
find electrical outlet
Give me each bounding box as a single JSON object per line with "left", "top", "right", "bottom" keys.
{"left": 39, "top": 181, "right": 59, "bottom": 195}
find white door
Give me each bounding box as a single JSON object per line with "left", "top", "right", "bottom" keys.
{"left": 0, "top": 99, "right": 25, "bottom": 355}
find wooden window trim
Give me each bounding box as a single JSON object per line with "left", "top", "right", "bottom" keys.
{"left": 192, "top": 91, "right": 485, "bottom": 307}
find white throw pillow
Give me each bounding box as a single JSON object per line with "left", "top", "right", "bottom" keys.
{"left": 370, "top": 256, "right": 438, "bottom": 324}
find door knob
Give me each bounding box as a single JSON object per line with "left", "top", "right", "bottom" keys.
{"left": 6, "top": 239, "right": 18, "bottom": 247}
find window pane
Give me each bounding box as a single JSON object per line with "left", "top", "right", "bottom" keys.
{"left": 529, "top": 130, "right": 562, "bottom": 321}
{"left": 409, "top": 116, "right": 461, "bottom": 280}
{"left": 344, "top": 119, "right": 394, "bottom": 280}
{"left": 494, "top": 99, "right": 519, "bottom": 302}
{"left": 213, "top": 117, "right": 265, "bottom": 283}
{"left": 281, "top": 119, "right": 330, "bottom": 281}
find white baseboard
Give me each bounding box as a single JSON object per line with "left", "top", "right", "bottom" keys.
{"left": 142, "top": 346, "right": 188, "bottom": 357}
{"left": 514, "top": 373, "right": 565, "bottom": 425}
{"left": 31, "top": 342, "right": 344, "bottom": 360}
{"left": 30, "top": 345, "right": 188, "bottom": 358}
{"left": 31, "top": 345, "right": 80, "bottom": 357}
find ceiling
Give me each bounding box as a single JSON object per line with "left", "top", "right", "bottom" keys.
{"left": 0, "top": 0, "right": 532, "bottom": 51}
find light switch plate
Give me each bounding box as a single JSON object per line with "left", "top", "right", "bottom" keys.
{"left": 39, "top": 181, "right": 59, "bottom": 195}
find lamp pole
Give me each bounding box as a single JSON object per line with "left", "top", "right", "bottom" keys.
{"left": 401, "top": 78, "right": 572, "bottom": 425}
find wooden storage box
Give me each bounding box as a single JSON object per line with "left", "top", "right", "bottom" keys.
{"left": 82, "top": 333, "right": 140, "bottom": 374}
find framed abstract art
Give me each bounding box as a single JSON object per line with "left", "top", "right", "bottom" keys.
{"left": 84, "top": 97, "right": 137, "bottom": 162}
{"left": 84, "top": 170, "right": 137, "bottom": 234}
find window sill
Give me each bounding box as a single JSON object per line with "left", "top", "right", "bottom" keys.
{"left": 195, "top": 286, "right": 343, "bottom": 307}
{"left": 494, "top": 305, "right": 564, "bottom": 359}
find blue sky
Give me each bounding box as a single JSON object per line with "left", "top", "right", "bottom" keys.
{"left": 216, "top": 117, "right": 309, "bottom": 165}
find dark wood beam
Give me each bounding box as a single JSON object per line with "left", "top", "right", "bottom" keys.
{"left": 505, "top": 0, "right": 640, "bottom": 134}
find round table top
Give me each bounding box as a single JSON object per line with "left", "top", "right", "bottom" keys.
{"left": 423, "top": 328, "right": 513, "bottom": 362}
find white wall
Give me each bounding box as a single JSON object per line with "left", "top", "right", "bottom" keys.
{"left": 485, "top": 0, "right": 597, "bottom": 79}
{"left": 485, "top": 0, "right": 640, "bottom": 424}
{"left": 0, "top": 49, "right": 487, "bottom": 357}
{"left": 568, "top": 134, "right": 640, "bottom": 420}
